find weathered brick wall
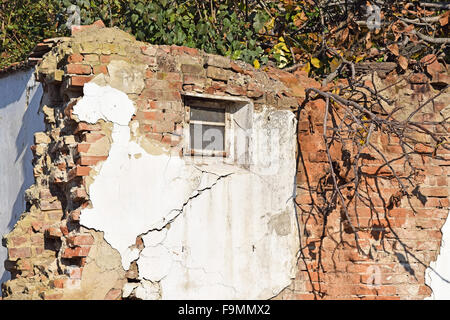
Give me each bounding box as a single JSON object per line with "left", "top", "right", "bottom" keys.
{"left": 1, "top": 23, "right": 300, "bottom": 300}
{"left": 275, "top": 69, "right": 449, "bottom": 300}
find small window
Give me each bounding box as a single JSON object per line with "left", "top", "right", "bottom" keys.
{"left": 185, "top": 100, "right": 228, "bottom": 157}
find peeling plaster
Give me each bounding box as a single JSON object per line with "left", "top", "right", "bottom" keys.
{"left": 425, "top": 212, "right": 450, "bottom": 300}
{"left": 73, "top": 83, "right": 299, "bottom": 299}
{"left": 0, "top": 69, "right": 44, "bottom": 283}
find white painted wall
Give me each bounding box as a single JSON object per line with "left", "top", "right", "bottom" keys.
{"left": 75, "top": 83, "right": 299, "bottom": 300}
{"left": 425, "top": 212, "right": 450, "bottom": 300}
{"left": 0, "top": 69, "right": 44, "bottom": 284}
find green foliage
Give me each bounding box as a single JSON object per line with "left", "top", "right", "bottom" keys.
{"left": 0, "top": 0, "right": 271, "bottom": 69}
{"left": 115, "top": 0, "right": 269, "bottom": 65}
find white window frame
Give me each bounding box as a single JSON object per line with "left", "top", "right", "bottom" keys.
{"left": 184, "top": 99, "right": 230, "bottom": 158}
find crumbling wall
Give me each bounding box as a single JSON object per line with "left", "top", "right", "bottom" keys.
{"left": 0, "top": 69, "right": 44, "bottom": 284}
{"left": 1, "top": 22, "right": 448, "bottom": 301}
{"left": 274, "top": 69, "right": 450, "bottom": 300}
{"left": 1, "top": 23, "right": 301, "bottom": 300}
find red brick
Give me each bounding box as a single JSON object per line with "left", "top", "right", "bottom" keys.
{"left": 82, "top": 132, "right": 105, "bottom": 143}
{"left": 77, "top": 143, "right": 91, "bottom": 153}
{"left": 39, "top": 189, "right": 53, "bottom": 199}
{"left": 67, "top": 235, "right": 94, "bottom": 246}
{"left": 136, "top": 110, "right": 164, "bottom": 121}
{"left": 170, "top": 45, "right": 199, "bottom": 56}
{"left": 70, "top": 76, "right": 93, "bottom": 87}
{"left": 9, "top": 247, "right": 32, "bottom": 260}
{"left": 426, "top": 166, "right": 443, "bottom": 175}
{"left": 168, "top": 81, "right": 182, "bottom": 90}
{"left": 409, "top": 73, "right": 428, "bottom": 84}
{"left": 11, "top": 236, "right": 28, "bottom": 246}
{"left": 225, "top": 85, "right": 247, "bottom": 96}
{"left": 40, "top": 200, "right": 62, "bottom": 211}
{"left": 230, "top": 62, "right": 245, "bottom": 74}
{"left": 66, "top": 64, "right": 92, "bottom": 75}
{"left": 75, "top": 122, "right": 101, "bottom": 134}
{"left": 157, "top": 72, "right": 182, "bottom": 81}
{"left": 32, "top": 221, "right": 44, "bottom": 233}
{"left": 53, "top": 279, "right": 66, "bottom": 289}
{"left": 145, "top": 79, "right": 169, "bottom": 90}
{"left": 31, "top": 235, "right": 44, "bottom": 246}
{"left": 376, "top": 286, "right": 397, "bottom": 296}
{"left": 100, "top": 55, "right": 111, "bottom": 63}
{"left": 414, "top": 143, "right": 434, "bottom": 153}
{"left": 295, "top": 293, "right": 316, "bottom": 300}
{"left": 47, "top": 210, "right": 64, "bottom": 221}
{"left": 60, "top": 224, "right": 69, "bottom": 236}
{"left": 373, "top": 296, "right": 400, "bottom": 300}
{"left": 420, "top": 187, "right": 448, "bottom": 197}
{"left": 68, "top": 54, "right": 84, "bottom": 63}
{"left": 69, "top": 166, "right": 91, "bottom": 178}
{"left": 360, "top": 166, "right": 392, "bottom": 176}
{"left": 42, "top": 293, "right": 63, "bottom": 300}
{"left": 77, "top": 155, "right": 108, "bottom": 166}
{"left": 46, "top": 227, "right": 63, "bottom": 238}
{"left": 93, "top": 65, "right": 108, "bottom": 75}
{"left": 62, "top": 246, "right": 91, "bottom": 258}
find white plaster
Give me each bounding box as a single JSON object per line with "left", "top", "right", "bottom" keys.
{"left": 0, "top": 69, "right": 44, "bottom": 284}
{"left": 139, "top": 244, "right": 174, "bottom": 281}
{"left": 134, "top": 280, "right": 161, "bottom": 300}
{"left": 425, "top": 212, "right": 450, "bottom": 300}
{"left": 142, "top": 228, "right": 168, "bottom": 247}
{"left": 74, "top": 83, "right": 299, "bottom": 299}
{"left": 72, "top": 82, "right": 134, "bottom": 125}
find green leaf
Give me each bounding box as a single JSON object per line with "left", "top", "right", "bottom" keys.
{"left": 135, "top": 2, "right": 145, "bottom": 14}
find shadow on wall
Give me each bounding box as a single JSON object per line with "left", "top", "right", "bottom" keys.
{"left": 0, "top": 69, "right": 45, "bottom": 284}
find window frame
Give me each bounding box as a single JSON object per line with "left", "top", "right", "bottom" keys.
{"left": 181, "top": 92, "right": 253, "bottom": 163}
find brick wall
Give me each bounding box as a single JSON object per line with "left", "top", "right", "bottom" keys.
{"left": 275, "top": 70, "right": 449, "bottom": 300}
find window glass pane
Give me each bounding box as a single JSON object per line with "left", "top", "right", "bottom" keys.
{"left": 190, "top": 106, "right": 225, "bottom": 123}
{"left": 190, "top": 124, "right": 225, "bottom": 151}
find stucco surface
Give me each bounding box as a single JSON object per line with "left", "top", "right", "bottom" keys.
{"left": 425, "top": 213, "right": 450, "bottom": 300}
